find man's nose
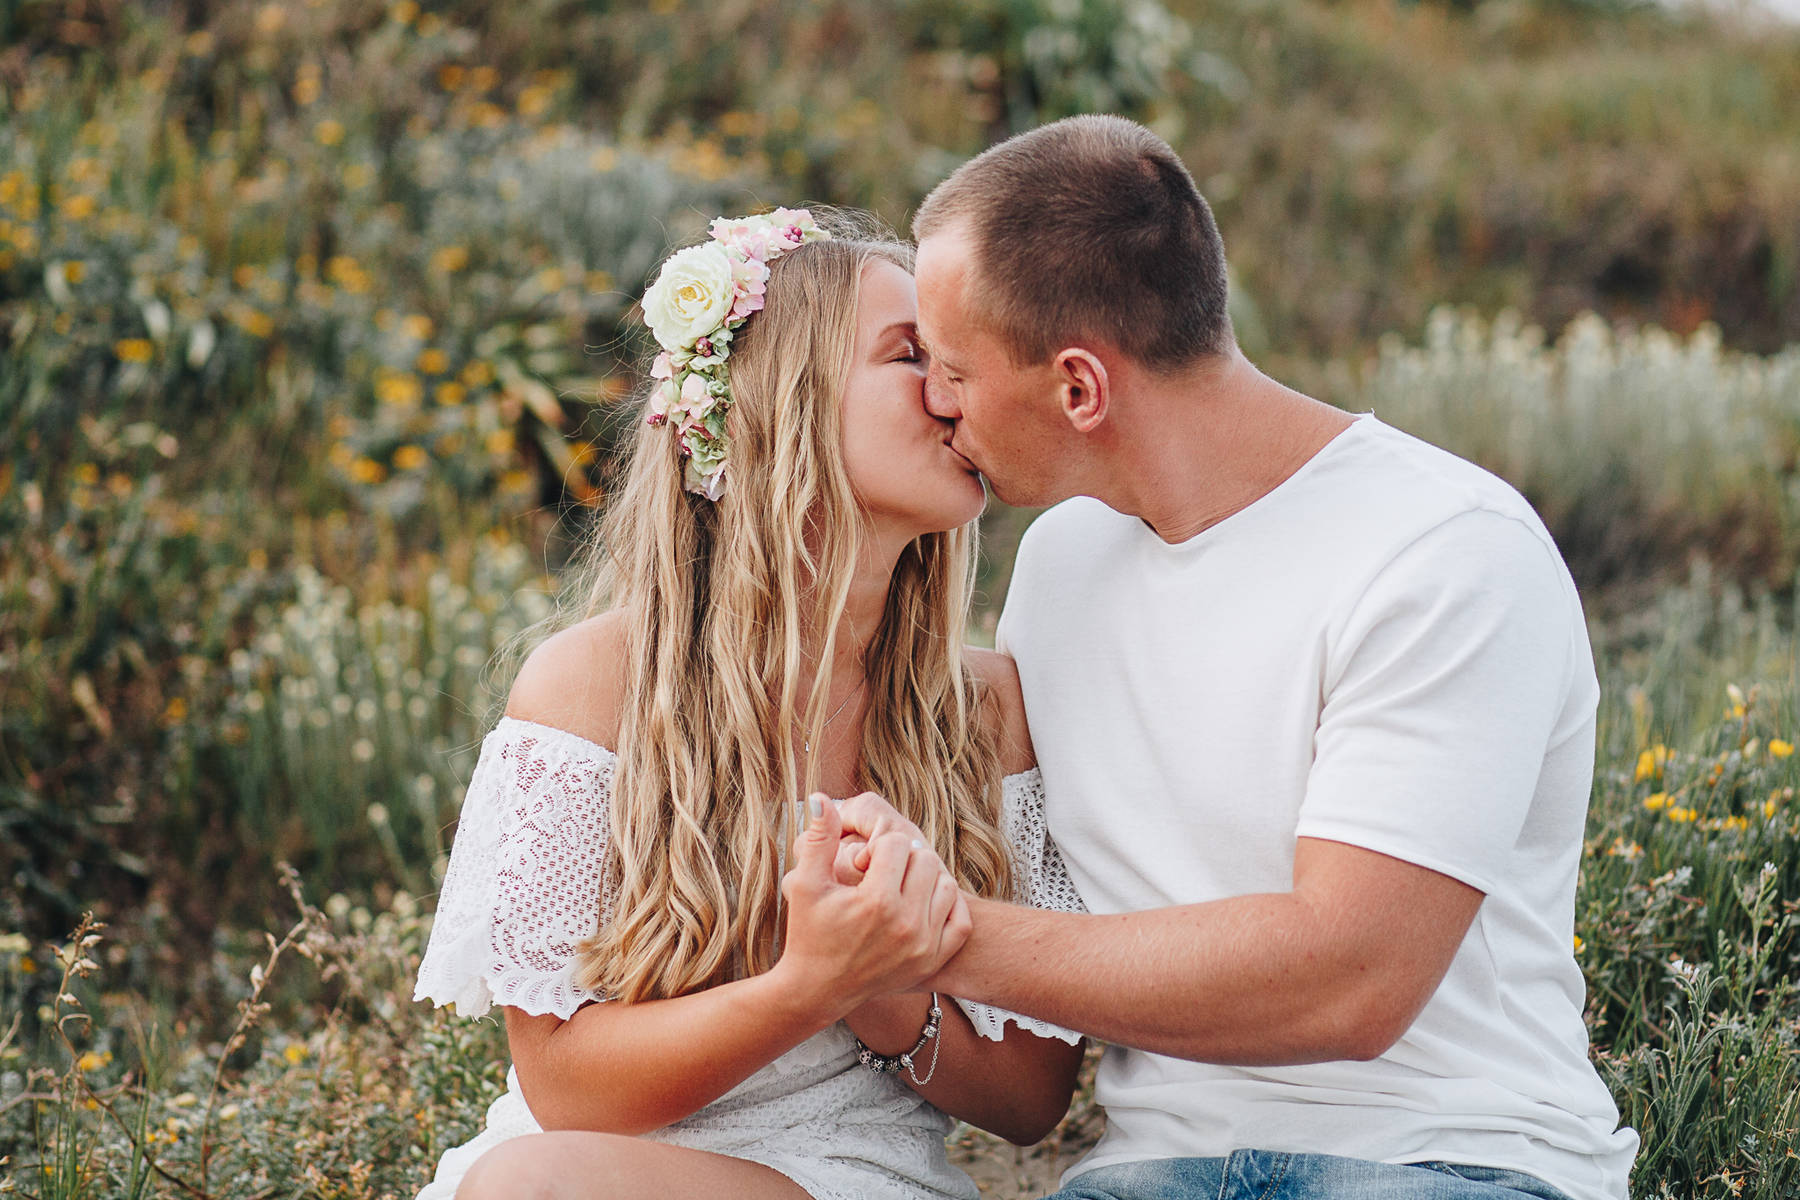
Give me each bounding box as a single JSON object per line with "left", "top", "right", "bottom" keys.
{"left": 923, "top": 365, "right": 959, "bottom": 419}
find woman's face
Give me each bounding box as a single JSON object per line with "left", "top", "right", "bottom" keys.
{"left": 840, "top": 258, "right": 987, "bottom": 540}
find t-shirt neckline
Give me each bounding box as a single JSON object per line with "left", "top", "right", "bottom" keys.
{"left": 1136, "top": 410, "right": 1379, "bottom": 551}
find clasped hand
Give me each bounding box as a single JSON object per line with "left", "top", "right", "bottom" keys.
{"left": 776, "top": 792, "right": 969, "bottom": 1016}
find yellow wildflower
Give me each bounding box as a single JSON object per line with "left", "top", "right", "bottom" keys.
{"left": 1572, "top": 934, "right": 1584, "bottom": 954}
{"left": 283, "top": 1042, "right": 308, "bottom": 1065}
{"left": 589, "top": 146, "right": 619, "bottom": 173}
{"left": 391, "top": 0, "right": 420, "bottom": 24}
{"left": 235, "top": 309, "right": 275, "bottom": 338}
{"left": 1634, "top": 744, "right": 1670, "bottom": 783}
{"left": 1642, "top": 792, "right": 1669, "bottom": 811}
{"left": 401, "top": 313, "right": 435, "bottom": 341}
{"left": 1666, "top": 806, "right": 1698, "bottom": 823}
{"left": 314, "top": 120, "right": 346, "bottom": 147}
{"left": 437, "top": 64, "right": 466, "bottom": 91}
{"left": 60, "top": 194, "right": 97, "bottom": 221}
{"left": 434, "top": 381, "right": 467, "bottom": 407}
{"left": 114, "top": 338, "right": 154, "bottom": 364}
{"left": 76, "top": 1052, "right": 106, "bottom": 1072}
{"left": 1771, "top": 739, "right": 1793, "bottom": 758}
{"left": 469, "top": 66, "right": 499, "bottom": 93}
{"left": 350, "top": 458, "right": 388, "bottom": 485}
{"left": 416, "top": 348, "right": 449, "bottom": 375}
{"left": 375, "top": 370, "right": 423, "bottom": 407}
{"left": 431, "top": 244, "right": 469, "bottom": 274}
{"left": 485, "top": 428, "right": 516, "bottom": 455}
{"left": 162, "top": 697, "right": 187, "bottom": 726}
{"left": 393, "top": 444, "right": 428, "bottom": 471}
{"left": 461, "top": 360, "right": 495, "bottom": 388}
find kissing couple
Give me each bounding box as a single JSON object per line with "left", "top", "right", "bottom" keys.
{"left": 412, "top": 114, "right": 1638, "bottom": 1200}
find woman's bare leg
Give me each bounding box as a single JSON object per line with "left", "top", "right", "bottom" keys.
{"left": 455, "top": 1130, "right": 815, "bottom": 1200}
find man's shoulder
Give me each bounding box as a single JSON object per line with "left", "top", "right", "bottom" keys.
{"left": 1324, "top": 417, "right": 1562, "bottom": 568}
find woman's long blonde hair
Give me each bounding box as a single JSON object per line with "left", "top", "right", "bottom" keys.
{"left": 553, "top": 213, "right": 1012, "bottom": 1003}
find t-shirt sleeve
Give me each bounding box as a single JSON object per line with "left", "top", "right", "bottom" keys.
{"left": 1295, "top": 508, "right": 1586, "bottom": 895}
{"left": 413, "top": 721, "right": 620, "bottom": 1020}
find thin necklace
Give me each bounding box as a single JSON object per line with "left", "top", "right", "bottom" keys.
{"left": 803, "top": 680, "right": 864, "bottom": 754}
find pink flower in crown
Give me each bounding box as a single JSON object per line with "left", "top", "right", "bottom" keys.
{"left": 678, "top": 371, "right": 713, "bottom": 420}
{"left": 647, "top": 364, "right": 680, "bottom": 426}
{"left": 650, "top": 351, "right": 674, "bottom": 380}
{"left": 727, "top": 254, "right": 770, "bottom": 322}
{"left": 710, "top": 217, "right": 773, "bottom": 263}
{"left": 766, "top": 207, "right": 819, "bottom": 251}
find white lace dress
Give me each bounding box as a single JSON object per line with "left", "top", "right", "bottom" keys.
{"left": 412, "top": 716, "right": 1087, "bottom": 1200}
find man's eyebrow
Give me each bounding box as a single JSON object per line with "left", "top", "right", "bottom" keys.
{"left": 916, "top": 335, "right": 963, "bottom": 372}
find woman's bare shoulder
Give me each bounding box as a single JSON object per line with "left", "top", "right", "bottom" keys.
{"left": 505, "top": 610, "right": 630, "bottom": 752}
{"left": 964, "top": 646, "right": 1036, "bottom": 774}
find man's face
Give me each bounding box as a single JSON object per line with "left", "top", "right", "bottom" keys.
{"left": 914, "top": 227, "right": 1068, "bottom": 508}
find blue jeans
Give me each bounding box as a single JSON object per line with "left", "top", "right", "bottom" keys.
{"left": 1040, "top": 1150, "right": 1577, "bottom": 1200}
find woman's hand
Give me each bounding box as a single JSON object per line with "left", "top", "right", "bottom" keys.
{"left": 775, "top": 794, "right": 971, "bottom": 1020}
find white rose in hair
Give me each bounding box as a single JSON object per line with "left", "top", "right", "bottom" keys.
{"left": 641, "top": 242, "right": 735, "bottom": 350}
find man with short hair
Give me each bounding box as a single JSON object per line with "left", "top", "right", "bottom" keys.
{"left": 854, "top": 114, "right": 1638, "bottom": 1200}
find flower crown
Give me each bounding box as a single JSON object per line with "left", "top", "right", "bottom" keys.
{"left": 640, "top": 208, "right": 832, "bottom": 500}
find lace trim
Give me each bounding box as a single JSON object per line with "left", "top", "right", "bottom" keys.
{"left": 414, "top": 718, "right": 1087, "bottom": 1043}
{"left": 414, "top": 718, "right": 619, "bottom": 1020}
{"left": 955, "top": 768, "right": 1086, "bottom": 1045}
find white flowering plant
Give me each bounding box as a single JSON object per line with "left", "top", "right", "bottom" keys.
{"left": 639, "top": 208, "right": 830, "bottom": 499}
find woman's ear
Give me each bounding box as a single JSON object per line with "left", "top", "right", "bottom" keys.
{"left": 1054, "top": 348, "right": 1108, "bottom": 434}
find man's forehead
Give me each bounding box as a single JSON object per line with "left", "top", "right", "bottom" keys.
{"left": 915, "top": 225, "right": 979, "bottom": 285}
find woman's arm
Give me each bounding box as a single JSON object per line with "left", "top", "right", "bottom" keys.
{"left": 844, "top": 993, "right": 1083, "bottom": 1145}
{"left": 507, "top": 802, "right": 973, "bottom": 1134}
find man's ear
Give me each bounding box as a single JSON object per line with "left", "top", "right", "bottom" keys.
{"left": 1054, "top": 348, "right": 1108, "bottom": 434}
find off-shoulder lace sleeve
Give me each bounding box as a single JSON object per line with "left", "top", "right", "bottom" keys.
{"left": 413, "top": 717, "right": 620, "bottom": 1020}
{"left": 954, "top": 767, "right": 1087, "bottom": 1045}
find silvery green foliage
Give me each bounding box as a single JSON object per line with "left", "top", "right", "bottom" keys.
{"left": 218, "top": 543, "right": 554, "bottom": 892}
{"left": 1354, "top": 308, "right": 1800, "bottom": 582}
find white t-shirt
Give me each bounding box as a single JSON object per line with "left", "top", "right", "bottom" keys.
{"left": 995, "top": 412, "right": 1638, "bottom": 1200}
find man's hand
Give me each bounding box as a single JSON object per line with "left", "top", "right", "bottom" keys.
{"left": 832, "top": 791, "right": 927, "bottom": 884}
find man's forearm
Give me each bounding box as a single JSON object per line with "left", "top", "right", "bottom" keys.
{"left": 934, "top": 892, "right": 1420, "bottom": 1066}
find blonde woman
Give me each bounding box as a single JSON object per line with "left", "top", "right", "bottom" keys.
{"left": 411, "top": 209, "right": 1087, "bottom": 1200}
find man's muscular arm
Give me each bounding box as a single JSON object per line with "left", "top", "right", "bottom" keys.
{"left": 835, "top": 798, "right": 1484, "bottom": 1066}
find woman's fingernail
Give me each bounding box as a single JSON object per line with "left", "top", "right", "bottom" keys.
{"left": 910, "top": 838, "right": 923, "bottom": 850}
{"left": 808, "top": 796, "right": 823, "bottom": 820}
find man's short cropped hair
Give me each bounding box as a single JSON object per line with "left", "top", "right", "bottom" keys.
{"left": 912, "top": 114, "right": 1233, "bottom": 369}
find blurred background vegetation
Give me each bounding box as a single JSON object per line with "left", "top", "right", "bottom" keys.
{"left": 3, "top": 0, "right": 1800, "bottom": 1196}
